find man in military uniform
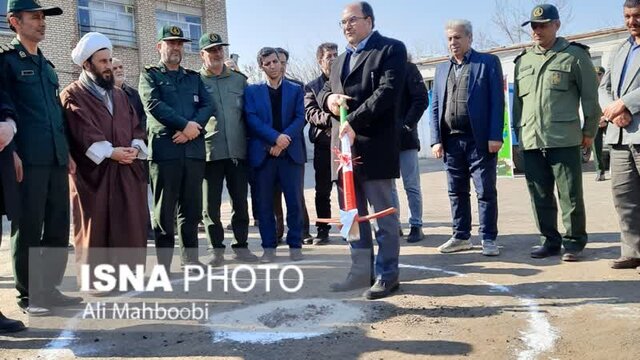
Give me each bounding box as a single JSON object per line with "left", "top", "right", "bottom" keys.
{"left": 513, "top": 4, "right": 600, "bottom": 261}
{"left": 0, "top": 0, "right": 82, "bottom": 315}
{"left": 138, "top": 25, "right": 214, "bottom": 271}
{"left": 198, "top": 32, "right": 258, "bottom": 266}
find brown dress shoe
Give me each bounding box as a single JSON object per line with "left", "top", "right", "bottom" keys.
{"left": 611, "top": 257, "right": 640, "bottom": 269}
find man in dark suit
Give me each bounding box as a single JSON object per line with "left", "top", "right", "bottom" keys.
{"left": 430, "top": 19, "right": 504, "bottom": 257}
{"left": 318, "top": 2, "right": 406, "bottom": 300}
{"left": 0, "top": 116, "right": 26, "bottom": 332}
{"left": 244, "top": 47, "right": 306, "bottom": 263}
{"left": 305, "top": 42, "right": 338, "bottom": 245}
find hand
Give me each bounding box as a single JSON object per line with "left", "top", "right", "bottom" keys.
{"left": 173, "top": 131, "right": 189, "bottom": 144}
{"left": 275, "top": 134, "right": 291, "bottom": 149}
{"left": 431, "top": 143, "right": 444, "bottom": 159}
{"left": 599, "top": 116, "right": 608, "bottom": 128}
{"left": 581, "top": 136, "right": 593, "bottom": 148}
{"left": 488, "top": 140, "right": 503, "bottom": 153}
{"left": 269, "top": 146, "right": 283, "bottom": 157}
{"left": 327, "top": 94, "right": 352, "bottom": 116}
{"left": 13, "top": 151, "right": 22, "bottom": 183}
{"left": 602, "top": 99, "right": 627, "bottom": 120}
{"left": 68, "top": 156, "right": 76, "bottom": 175}
{"left": 612, "top": 110, "right": 632, "bottom": 128}
{"left": 111, "top": 147, "right": 136, "bottom": 164}
{"left": 339, "top": 121, "right": 356, "bottom": 145}
{"left": 0, "top": 122, "right": 14, "bottom": 151}
{"left": 182, "top": 121, "right": 202, "bottom": 140}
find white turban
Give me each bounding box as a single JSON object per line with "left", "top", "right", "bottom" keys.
{"left": 72, "top": 32, "right": 113, "bottom": 66}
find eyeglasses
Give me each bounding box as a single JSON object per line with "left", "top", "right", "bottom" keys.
{"left": 339, "top": 16, "right": 367, "bottom": 28}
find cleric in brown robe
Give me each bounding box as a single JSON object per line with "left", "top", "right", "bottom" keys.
{"left": 61, "top": 32, "right": 148, "bottom": 268}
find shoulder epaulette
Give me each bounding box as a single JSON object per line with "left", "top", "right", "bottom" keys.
{"left": 231, "top": 68, "right": 248, "bottom": 79}
{"left": 46, "top": 59, "right": 56, "bottom": 68}
{"left": 144, "top": 65, "right": 160, "bottom": 72}
{"left": 513, "top": 48, "right": 527, "bottom": 64}
{"left": 570, "top": 41, "right": 590, "bottom": 51}
{"left": 0, "top": 43, "right": 16, "bottom": 55}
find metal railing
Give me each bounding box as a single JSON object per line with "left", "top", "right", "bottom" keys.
{"left": 78, "top": 24, "right": 136, "bottom": 47}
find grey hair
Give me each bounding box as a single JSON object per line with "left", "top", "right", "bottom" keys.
{"left": 445, "top": 19, "right": 473, "bottom": 37}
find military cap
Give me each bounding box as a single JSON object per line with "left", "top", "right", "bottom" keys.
{"left": 7, "top": 0, "right": 62, "bottom": 16}
{"left": 157, "top": 25, "right": 190, "bottom": 42}
{"left": 199, "top": 32, "right": 229, "bottom": 51}
{"left": 521, "top": 4, "right": 559, "bottom": 26}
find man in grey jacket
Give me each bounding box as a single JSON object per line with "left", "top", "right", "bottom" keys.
{"left": 199, "top": 33, "right": 258, "bottom": 266}
{"left": 600, "top": 0, "right": 640, "bottom": 272}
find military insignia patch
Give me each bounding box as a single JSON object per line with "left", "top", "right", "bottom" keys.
{"left": 551, "top": 72, "right": 561, "bottom": 86}
{"left": 209, "top": 33, "right": 220, "bottom": 42}
{"left": 19, "top": 51, "right": 26, "bottom": 58}
{"left": 533, "top": 7, "right": 544, "bottom": 17}
{"left": 170, "top": 26, "right": 181, "bottom": 36}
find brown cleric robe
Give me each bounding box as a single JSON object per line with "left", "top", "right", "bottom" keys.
{"left": 61, "top": 78, "right": 148, "bottom": 269}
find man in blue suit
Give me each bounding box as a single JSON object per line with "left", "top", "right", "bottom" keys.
{"left": 430, "top": 19, "right": 505, "bottom": 256}
{"left": 244, "top": 47, "right": 306, "bottom": 263}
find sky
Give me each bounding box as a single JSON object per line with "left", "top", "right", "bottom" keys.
{"left": 226, "top": 0, "right": 623, "bottom": 69}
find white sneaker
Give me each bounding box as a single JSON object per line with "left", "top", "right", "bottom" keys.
{"left": 438, "top": 238, "right": 473, "bottom": 253}
{"left": 481, "top": 240, "right": 500, "bottom": 256}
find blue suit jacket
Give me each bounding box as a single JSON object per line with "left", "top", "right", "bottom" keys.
{"left": 430, "top": 49, "right": 505, "bottom": 152}
{"left": 244, "top": 79, "right": 306, "bottom": 168}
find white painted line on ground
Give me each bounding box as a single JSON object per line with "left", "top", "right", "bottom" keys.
{"left": 401, "top": 264, "right": 558, "bottom": 360}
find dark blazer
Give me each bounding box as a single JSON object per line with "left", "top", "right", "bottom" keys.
{"left": 244, "top": 79, "right": 306, "bottom": 168}
{"left": 399, "top": 62, "right": 429, "bottom": 151}
{"left": 430, "top": 49, "right": 505, "bottom": 152}
{"left": 122, "top": 83, "right": 147, "bottom": 135}
{"left": 304, "top": 74, "right": 333, "bottom": 145}
{"left": 318, "top": 31, "right": 407, "bottom": 180}
{"left": 0, "top": 124, "right": 19, "bottom": 220}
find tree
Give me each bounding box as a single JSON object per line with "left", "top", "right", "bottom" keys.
{"left": 240, "top": 52, "right": 321, "bottom": 85}
{"left": 491, "top": 0, "right": 574, "bottom": 45}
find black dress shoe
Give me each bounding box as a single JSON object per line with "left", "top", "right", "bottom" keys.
{"left": 260, "top": 249, "right": 277, "bottom": 263}
{"left": 406, "top": 226, "right": 424, "bottom": 243}
{"left": 364, "top": 279, "right": 400, "bottom": 300}
{"left": 289, "top": 248, "right": 304, "bottom": 261}
{"left": 45, "top": 290, "right": 83, "bottom": 307}
{"left": 330, "top": 273, "right": 372, "bottom": 292}
{"left": 595, "top": 172, "right": 605, "bottom": 182}
{"left": 233, "top": 248, "right": 259, "bottom": 263}
{"left": 0, "top": 312, "right": 26, "bottom": 333}
{"left": 530, "top": 246, "right": 561, "bottom": 258}
{"left": 313, "top": 228, "right": 330, "bottom": 245}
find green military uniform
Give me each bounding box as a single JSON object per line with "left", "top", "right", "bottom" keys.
{"left": 0, "top": 0, "right": 69, "bottom": 306}
{"left": 138, "top": 25, "right": 214, "bottom": 268}
{"left": 198, "top": 33, "right": 252, "bottom": 254}
{"left": 513, "top": 5, "right": 600, "bottom": 254}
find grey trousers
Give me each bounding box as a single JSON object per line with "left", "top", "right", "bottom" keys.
{"left": 611, "top": 145, "right": 640, "bottom": 259}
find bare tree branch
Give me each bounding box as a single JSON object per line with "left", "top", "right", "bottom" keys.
{"left": 491, "top": 0, "right": 574, "bottom": 45}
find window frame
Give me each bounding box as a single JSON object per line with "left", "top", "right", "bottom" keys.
{"left": 77, "top": 0, "right": 137, "bottom": 48}
{"left": 155, "top": 9, "right": 202, "bottom": 53}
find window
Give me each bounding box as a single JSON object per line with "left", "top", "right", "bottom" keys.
{"left": 0, "top": 0, "right": 9, "bottom": 33}
{"left": 156, "top": 10, "right": 202, "bottom": 53}
{"left": 77, "top": 0, "right": 136, "bottom": 47}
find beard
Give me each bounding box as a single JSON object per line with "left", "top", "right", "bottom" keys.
{"left": 163, "top": 51, "right": 182, "bottom": 66}
{"left": 89, "top": 62, "right": 115, "bottom": 90}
